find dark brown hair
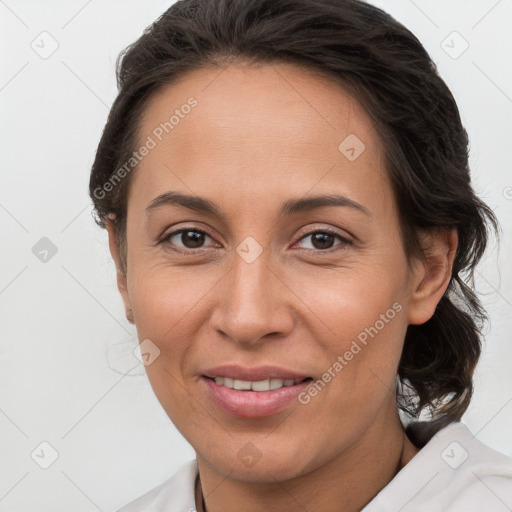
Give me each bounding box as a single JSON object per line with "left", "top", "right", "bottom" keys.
{"left": 89, "top": 0, "right": 499, "bottom": 445}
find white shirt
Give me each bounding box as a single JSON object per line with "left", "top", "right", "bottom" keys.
{"left": 117, "top": 422, "right": 512, "bottom": 511}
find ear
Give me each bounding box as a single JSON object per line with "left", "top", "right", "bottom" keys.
{"left": 106, "top": 216, "right": 134, "bottom": 324}
{"left": 407, "top": 229, "right": 458, "bottom": 325}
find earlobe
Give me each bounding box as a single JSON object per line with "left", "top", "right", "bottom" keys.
{"left": 106, "top": 217, "right": 133, "bottom": 323}
{"left": 407, "top": 229, "right": 458, "bottom": 325}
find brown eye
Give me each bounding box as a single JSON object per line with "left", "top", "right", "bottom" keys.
{"left": 177, "top": 230, "right": 206, "bottom": 249}
{"left": 295, "top": 229, "right": 352, "bottom": 253}
{"left": 310, "top": 232, "right": 336, "bottom": 250}
{"left": 160, "top": 228, "right": 216, "bottom": 253}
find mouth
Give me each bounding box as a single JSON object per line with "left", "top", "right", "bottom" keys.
{"left": 201, "top": 374, "right": 315, "bottom": 418}
{"left": 203, "top": 375, "right": 313, "bottom": 391}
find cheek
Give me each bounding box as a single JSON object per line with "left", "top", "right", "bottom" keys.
{"left": 127, "top": 268, "right": 206, "bottom": 420}
{"left": 128, "top": 263, "right": 221, "bottom": 341}
{"left": 292, "top": 261, "right": 407, "bottom": 340}
{"left": 288, "top": 263, "right": 408, "bottom": 404}
{"left": 128, "top": 248, "right": 409, "bottom": 361}
{"left": 127, "top": 240, "right": 409, "bottom": 393}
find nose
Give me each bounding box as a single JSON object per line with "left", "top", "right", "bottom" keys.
{"left": 209, "top": 247, "right": 294, "bottom": 348}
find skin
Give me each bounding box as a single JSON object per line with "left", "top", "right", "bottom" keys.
{"left": 106, "top": 61, "right": 457, "bottom": 512}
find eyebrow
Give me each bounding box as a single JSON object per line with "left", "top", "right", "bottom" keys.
{"left": 145, "top": 191, "right": 371, "bottom": 219}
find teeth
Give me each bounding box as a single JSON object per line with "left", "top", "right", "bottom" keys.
{"left": 233, "top": 379, "right": 252, "bottom": 390}
{"left": 213, "top": 377, "right": 304, "bottom": 391}
{"left": 252, "top": 379, "right": 271, "bottom": 391}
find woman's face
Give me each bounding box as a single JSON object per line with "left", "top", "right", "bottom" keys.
{"left": 111, "top": 62, "right": 435, "bottom": 481}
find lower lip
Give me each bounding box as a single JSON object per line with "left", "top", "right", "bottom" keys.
{"left": 202, "top": 377, "right": 312, "bottom": 418}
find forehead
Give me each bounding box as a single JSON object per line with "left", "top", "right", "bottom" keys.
{"left": 129, "top": 62, "right": 390, "bottom": 216}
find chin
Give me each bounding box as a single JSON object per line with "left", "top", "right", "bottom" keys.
{"left": 196, "top": 437, "right": 316, "bottom": 482}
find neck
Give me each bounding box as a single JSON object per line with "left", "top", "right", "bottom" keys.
{"left": 195, "top": 411, "right": 419, "bottom": 512}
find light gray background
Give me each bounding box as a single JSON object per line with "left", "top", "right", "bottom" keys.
{"left": 1, "top": 0, "right": 511, "bottom": 510}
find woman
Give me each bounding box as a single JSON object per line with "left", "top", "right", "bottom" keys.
{"left": 89, "top": 0, "right": 512, "bottom": 510}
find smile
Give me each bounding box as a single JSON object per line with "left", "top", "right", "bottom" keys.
{"left": 202, "top": 376, "right": 314, "bottom": 418}
{"left": 207, "top": 376, "right": 311, "bottom": 391}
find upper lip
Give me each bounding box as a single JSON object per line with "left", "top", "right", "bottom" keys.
{"left": 202, "top": 364, "right": 311, "bottom": 381}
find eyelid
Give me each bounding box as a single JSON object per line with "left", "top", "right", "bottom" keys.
{"left": 158, "top": 224, "right": 353, "bottom": 254}
{"left": 158, "top": 226, "right": 218, "bottom": 251}
{"left": 291, "top": 226, "right": 353, "bottom": 252}
{"left": 294, "top": 224, "right": 352, "bottom": 241}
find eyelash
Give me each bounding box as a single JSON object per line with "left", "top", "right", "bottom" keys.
{"left": 158, "top": 226, "right": 352, "bottom": 256}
